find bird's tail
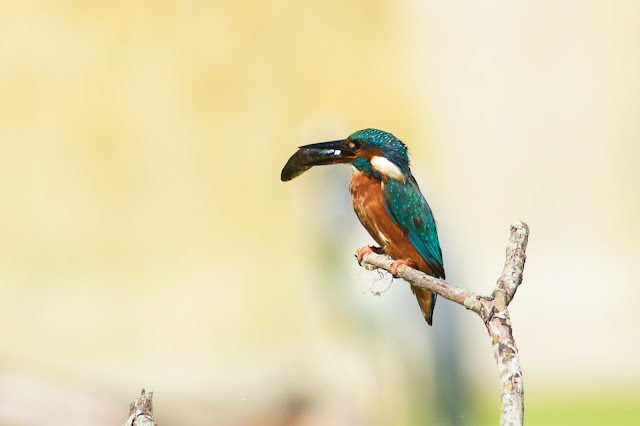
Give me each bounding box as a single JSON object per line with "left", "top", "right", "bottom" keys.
{"left": 412, "top": 286, "right": 437, "bottom": 326}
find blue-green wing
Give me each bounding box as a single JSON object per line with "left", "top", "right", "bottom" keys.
{"left": 382, "top": 177, "right": 445, "bottom": 278}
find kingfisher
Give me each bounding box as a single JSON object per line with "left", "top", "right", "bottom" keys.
{"left": 281, "top": 128, "right": 444, "bottom": 325}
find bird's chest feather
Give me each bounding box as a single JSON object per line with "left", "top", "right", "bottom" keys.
{"left": 349, "top": 171, "right": 424, "bottom": 266}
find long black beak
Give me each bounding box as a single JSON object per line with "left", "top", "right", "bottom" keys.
{"left": 281, "top": 140, "right": 356, "bottom": 181}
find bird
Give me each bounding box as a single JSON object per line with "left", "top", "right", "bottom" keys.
{"left": 281, "top": 128, "right": 444, "bottom": 325}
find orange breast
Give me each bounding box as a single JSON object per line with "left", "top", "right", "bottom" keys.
{"left": 348, "top": 171, "right": 433, "bottom": 276}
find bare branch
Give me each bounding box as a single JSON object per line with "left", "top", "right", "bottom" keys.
{"left": 358, "top": 248, "right": 485, "bottom": 313}
{"left": 358, "top": 220, "right": 529, "bottom": 426}
{"left": 122, "top": 389, "right": 157, "bottom": 426}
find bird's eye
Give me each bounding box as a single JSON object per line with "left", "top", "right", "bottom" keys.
{"left": 347, "top": 140, "right": 360, "bottom": 150}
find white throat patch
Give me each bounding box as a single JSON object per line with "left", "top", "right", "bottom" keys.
{"left": 370, "top": 156, "right": 405, "bottom": 182}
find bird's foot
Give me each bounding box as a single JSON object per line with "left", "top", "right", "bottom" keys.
{"left": 390, "top": 259, "right": 417, "bottom": 276}
{"left": 355, "top": 246, "right": 382, "bottom": 265}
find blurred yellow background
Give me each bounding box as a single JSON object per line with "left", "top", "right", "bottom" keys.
{"left": 1, "top": 1, "right": 639, "bottom": 425}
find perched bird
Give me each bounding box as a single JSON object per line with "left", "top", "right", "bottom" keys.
{"left": 281, "top": 129, "right": 444, "bottom": 325}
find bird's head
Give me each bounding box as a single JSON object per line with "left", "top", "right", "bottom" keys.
{"left": 281, "top": 128, "right": 410, "bottom": 182}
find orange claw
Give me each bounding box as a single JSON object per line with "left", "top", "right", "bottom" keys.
{"left": 356, "top": 246, "right": 379, "bottom": 264}
{"left": 390, "top": 259, "right": 417, "bottom": 275}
